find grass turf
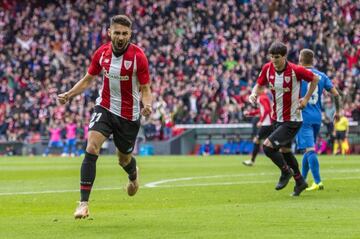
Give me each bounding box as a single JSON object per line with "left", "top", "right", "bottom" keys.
{"left": 0, "top": 155, "right": 360, "bottom": 239}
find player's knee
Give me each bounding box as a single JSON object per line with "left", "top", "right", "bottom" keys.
{"left": 305, "top": 147, "right": 315, "bottom": 153}
{"left": 263, "top": 144, "right": 276, "bottom": 157}
{"left": 280, "top": 147, "right": 291, "bottom": 153}
{"left": 263, "top": 139, "right": 273, "bottom": 148}
{"left": 117, "top": 151, "right": 132, "bottom": 167}
{"left": 86, "top": 143, "right": 100, "bottom": 155}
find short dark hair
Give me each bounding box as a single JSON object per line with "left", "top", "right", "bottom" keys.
{"left": 110, "top": 15, "right": 132, "bottom": 28}
{"left": 299, "top": 49, "right": 314, "bottom": 65}
{"left": 269, "top": 42, "right": 287, "bottom": 56}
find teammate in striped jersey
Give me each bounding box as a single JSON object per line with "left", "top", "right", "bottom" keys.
{"left": 243, "top": 90, "right": 273, "bottom": 166}
{"left": 249, "top": 42, "right": 319, "bottom": 196}
{"left": 58, "top": 15, "right": 152, "bottom": 218}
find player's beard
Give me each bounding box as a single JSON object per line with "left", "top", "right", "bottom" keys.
{"left": 112, "top": 39, "right": 129, "bottom": 55}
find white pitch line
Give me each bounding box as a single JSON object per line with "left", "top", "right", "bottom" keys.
{"left": 146, "top": 176, "right": 360, "bottom": 188}
{"left": 144, "top": 168, "right": 360, "bottom": 188}
{"left": 1, "top": 169, "right": 360, "bottom": 196}
{"left": 144, "top": 173, "right": 271, "bottom": 188}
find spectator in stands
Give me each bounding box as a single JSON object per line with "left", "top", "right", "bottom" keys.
{"left": 143, "top": 118, "right": 158, "bottom": 141}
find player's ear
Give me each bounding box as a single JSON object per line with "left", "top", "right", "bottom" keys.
{"left": 107, "top": 28, "right": 111, "bottom": 38}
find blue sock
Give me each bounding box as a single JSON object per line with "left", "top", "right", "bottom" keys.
{"left": 302, "top": 152, "right": 309, "bottom": 180}
{"left": 307, "top": 150, "right": 321, "bottom": 184}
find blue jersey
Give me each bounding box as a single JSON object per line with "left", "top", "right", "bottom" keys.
{"left": 300, "top": 68, "right": 333, "bottom": 124}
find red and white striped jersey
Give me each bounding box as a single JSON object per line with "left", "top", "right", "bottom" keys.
{"left": 257, "top": 92, "right": 272, "bottom": 126}
{"left": 88, "top": 42, "right": 150, "bottom": 121}
{"left": 246, "top": 92, "right": 272, "bottom": 126}
{"left": 257, "top": 61, "right": 314, "bottom": 122}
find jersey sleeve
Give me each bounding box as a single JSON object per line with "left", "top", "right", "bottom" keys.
{"left": 256, "top": 64, "right": 269, "bottom": 86}
{"left": 295, "top": 65, "right": 315, "bottom": 82}
{"left": 324, "top": 75, "right": 334, "bottom": 91}
{"left": 87, "top": 48, "right": 103, "bottom": 76}
{"left": 136, "top": 50, "right": 150, "bottom": 85}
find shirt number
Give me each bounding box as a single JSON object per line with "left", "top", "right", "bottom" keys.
{"left": 89, "top": 113, "right": 102, "bottom": 128}
{"left": 307, "top": 85, "right": 318, "bottom": 105}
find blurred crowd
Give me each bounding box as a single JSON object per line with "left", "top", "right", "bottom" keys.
{"left": 0, "top": 0, "right": 359, "bottom": 143}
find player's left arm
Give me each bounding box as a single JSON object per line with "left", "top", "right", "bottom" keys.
{"left": 137, "top": 50, "right": 152, "bottom": 117}
{"left": 297, "top": 67, "right": 319, "bottom": 109}
{"left": 330, "top": 87, "right": 341, "bottom": 120}
{"left": 140, "top": 84, "right": 152, "bottom": 117}
{"left": 324, "top": 74, "right": 341, "bottom": 120}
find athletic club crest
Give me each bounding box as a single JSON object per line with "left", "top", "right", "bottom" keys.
{"left": 285, "top": 76, "right": 290, "bottom": 83}
{"left": 124, "top": 60, "right": 132, "bottom": 70}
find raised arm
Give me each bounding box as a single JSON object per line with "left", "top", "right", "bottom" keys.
{"left": 58, "top": 73, "right": 97, "bottom": 105}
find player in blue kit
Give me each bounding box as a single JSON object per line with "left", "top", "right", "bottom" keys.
{"left": 297, "top": 49, "right": 340, "bottom": 191}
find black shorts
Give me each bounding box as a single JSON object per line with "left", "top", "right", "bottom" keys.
{"left": 89, "top": 106, "right": 140, "bottom": 154}
{"left": 335, "top": 131, "right": 346, "bottom": 140}
{"left": 257, "top": 125, "right": 274, "bottom": 140}
{"left": 251, "top": 117, "right": 260, "bottom": 138}
{"left": 268, "top": 121, "right": 302, "bottom": 149}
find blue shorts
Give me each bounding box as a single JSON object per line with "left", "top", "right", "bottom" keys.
{"left": 48, "top": 141, "right": 64, "bottom": 148}
{"left": 296, "top": 123, "right": 321, "bottom": 150}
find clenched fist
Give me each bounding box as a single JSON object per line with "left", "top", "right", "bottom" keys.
{"left": 298, "top": 97, "right": 308, "bottom": 110}
{"left": 141, "top": 104, "right": 152, "bottom": 117}
{"left": 58, "top": 92, "right": 70, "bottom": 105}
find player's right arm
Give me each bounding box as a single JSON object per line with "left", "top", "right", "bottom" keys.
{"left": 249, "top": 84, "right": 265, "bottom": 104}
{"left": 58, "top": 73, "right": 97, "bottom": 105}
{"left": 249, "top": 64, "right": 268, "bottom": 104}
{"left": 58, "top": 46, "right": 104, "bottom": 105}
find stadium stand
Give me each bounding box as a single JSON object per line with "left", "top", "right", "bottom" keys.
{"left": 0, "top": 0, "right": 359, "bottom": 154}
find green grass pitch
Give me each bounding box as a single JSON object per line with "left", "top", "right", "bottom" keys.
{"left": 1, "top": 155, "right": 360, "bottom": 239}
